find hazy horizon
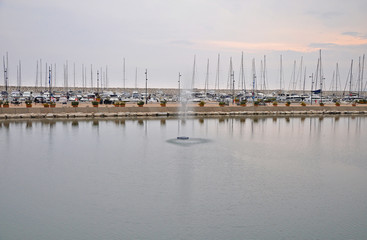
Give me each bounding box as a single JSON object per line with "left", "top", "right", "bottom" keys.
{"left": 1, "top": 0, "right": 366, "bottom": 91}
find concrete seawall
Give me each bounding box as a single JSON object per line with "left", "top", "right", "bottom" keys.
{"left": 1, "top": 104, "right": 367, "bottom": 120}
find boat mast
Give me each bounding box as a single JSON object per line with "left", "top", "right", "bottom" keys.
{"left": 349, "top": 59, "right": 353, "bottom": 96}
{"left": 215, "top": 54, "right": 220, "bottom": 93}
{"left": 123, "top": 58, "right": 126, "bottom": 90}
{"left": 279, "top": 55, "right": 282, "bottom": 93}
{"left": 191, "top": 55, "right": 196, "bottom": 90}
{"left": 91, "top": 64, "right": 93, "bottom": 92}
{"left": 54, "top": 63, "right": 56, "bottom": 88}
{"left": 73, "top": 62, "right": 76, "bottom": 89}
{"left": 204, "top": 58, "right": 209, "bottom": 95}
{"left": 252, "top": 58, "right": 256, "bottom": 101}
{"left": 263, "top": 55, "right": 267, "bottom": 91}
{"left": 227, "top": 57, "right": 233, "bottom": 90}
{"left": 303, "top": 67, "right": 307, "bottom": 95}
{"left": 336, "top": 63, "right": 340, "bottom": 97}
{"left": 35, "top": 60, "right": 39, "bottom": 90}
{"left": 40, "top": 59, "right": 42, "bottom": 89}
{"left": 260, "top": 59, "right": 263, "bottom": 91}
{"left": 135, "top": 67, "right": 137, "bottom": 90}
{"left": 239, "top": 52, "right": 245, "bottom": 93}
{"left": 319, "top": 49, "right": 323, "bottom": 103}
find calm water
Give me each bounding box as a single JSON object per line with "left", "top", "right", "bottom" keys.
{"left": 1, "top": 116, "right": 367, "bottom": 240}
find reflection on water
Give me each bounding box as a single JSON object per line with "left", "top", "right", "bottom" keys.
{"left": 1, "top": 116, "right": 367, "bottom": 240}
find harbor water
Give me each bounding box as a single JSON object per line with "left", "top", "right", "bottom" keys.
{"left": 1, "top": 116, "right": 367, "bottom": 240}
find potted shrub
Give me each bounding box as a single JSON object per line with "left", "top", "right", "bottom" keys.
{"left": 50, "top": 102, "right": 56, "bottom": 108}
{"left": 119, "top": 101, "right": 126, "bottom": 107}
{"left": 3, "top": 101, "right": 9, "bottom": 108}
{"left": 254, "top": 100, "right": 260, "bottom": 106}
{"left": 0, "top": 100, "right": 2, "bottom": 107}
{"left": 352, "top": 101, "right": 357, "bottom": 107}
{"left": 319, "top": 102, "right": 325, "bottom": 106}
{"left": 92, "top": 101, "right": 99, "bottom": 107}
{"left": 272, "top": 101, "right": 278, "bottom": 106}
{"left": 137, "top": 101, "right": 144, "bottom": 107}
{"left": 25, "top": 100, "right": 32, "bottom": 108}
{"left": 335, "top": 102, "right": 340, "bottom": 106}
{"left": 113, "top": 101, "right": 120, "bottom": 107}
{"left": 43, "top": 103, "right": 49, "bottom": 108}
{"left": 300, "top": 102, "right": 306, "bottom": 106}
{"left": 240, "top": 100, "right": 247, "bottom": 106}
{"left": 285, "top": 101, "right": 291, "bottom": 106}
{"left": 71, "top": 101, "right": 79, "bottom": 107}
{"left": 234, "top": 97, "right": 240, "bottom": 103}
{"left": 198, "top": 101, "right": 205, "bottom": 107}
{"left": 160, "top": 100, "right": 167, "bottom": 107}
{"left": 219, "top": 101, "right": 226, "bottom": 107}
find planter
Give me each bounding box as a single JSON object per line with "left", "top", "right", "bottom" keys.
{"left": 114, "top": 104, "right": 119, "bottom": 107}
{"left": 72, "top": 105, "right": 78, "bottom": 108}
{"left": 43, "top": 104, "right": 49, "bottom": 108}
{"left": 285, "top": 103, "right": 290, "bottom": 106}
{"left": 93, "top": 105, "right": 98, "bottom": 107}
{"left": 138, "top": 105, "right": 143, "bottom": 107}
{"left": 160, "top": 104, "right": 166, "bottom": 107}
{"left": 240, "top": 104, "right": 246, "bottom": 107}
{"left": 26, "top": 104, "right": 32, "bottom": 108}
{"left": 352, "top": 103, "right": 357, "bottom": 107}
{"left": 120, "top": 104, "right": 125, "bottom": 107}
{"left": 3, "top": 105, "right": 9, "bottom": 108}
{"left": 50, "top": 104, "right": 56, "bottom": 108}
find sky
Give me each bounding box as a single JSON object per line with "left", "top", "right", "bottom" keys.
{"left": 0, "top": 0, "right": 366, "bottom": 91}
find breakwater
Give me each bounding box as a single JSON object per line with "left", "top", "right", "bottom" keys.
{"left": 1, "top": 105, "right": 367, "bottom": 120}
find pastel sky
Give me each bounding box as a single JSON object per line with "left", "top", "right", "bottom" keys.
{"left": 1, "top": 0, "right": 366, "bottom": 90}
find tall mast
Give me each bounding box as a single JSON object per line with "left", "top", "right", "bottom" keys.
{"left": 54, "top": 63, "right": 56, "bottom": 88}
{"left": 45, "top": 62, "right": 48, "bottom": 91}
{"left": 106, "top": 65, "right": 108, "bottom": 90}
{"left": 263, "top": 55, "right": 267, "bottom": 91}
{"left": 239, "top": 52, "right": 245, "bottom": 92}
{"left": 40, "top": 59, "right": 42, "bottom": 88}
{"left": 82, "top": 64, "right": 84, "bottom": 91}
{"left": 252, "top": 58, "right": 256, "bottom": 101}
{"left": 260, "top": 60, "right": 263, "bottom": 91}
{"left": 135, "top": 67, "right": 138, "bottom": 89}
{"left": 303, "top": 67, "right": 307, "bottom": 94}
{"left": 319, "top": 49, "right": 323, "bottom": 102}
{"left": 279, "top": 55, "right": 282, "bottom": 92}
{"left": 191, "top": 55, "right": 196, "bottom": 90}
{"left": 123, "top": 58, "right": 126, "bottom": 90}
{"left": 349, "top": 59, "right": 353, "bottom": 95}
{"left": 336, "top": 63, "right": 340, "bottom": 96}
{"left": 227, "top": 57, "right": 232, "bottom": 90}
{"left": 298, "top": 56, "right": 303, "bottom": 90}
{"left": 73, "top": 62, "right": 76, "bottom": 89}
{"left": 357, "top": 56, "right": 361, "bottom": 97}
{"left": 35, "top": 60, "right": 39, "bottom": 89}
{"left": 204, "top": 58, "right": 209, "bottom": 95}
{"left": 215, "top": 54, "right": 220, "bottom": 92}
{"left": 361, "top": 54, "right": 365, "bottom": 97}
{"left": 91, "top": 64, "right": 93, "bottom": 91}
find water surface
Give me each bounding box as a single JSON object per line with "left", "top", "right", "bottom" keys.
{"left": 1, "top": 117, "right": 367, "bottom": 240}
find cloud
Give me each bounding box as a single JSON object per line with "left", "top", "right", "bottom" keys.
{"left": 170, "top": 40, "right": 194, "bottom": 46}
{"left": 308, "top": 43, "right": 338, "bottom": 49}
{"left": 342, "top": 32, "right": 360, "bottom": 37}
{"left": 201, "top": 40, "right": 315, "bottom": 53}
{"left": 342, "top": 31, "right": 367, "bottom": 39}
{"left": 306, "top": 10, "right": 343, "bottom": 19}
